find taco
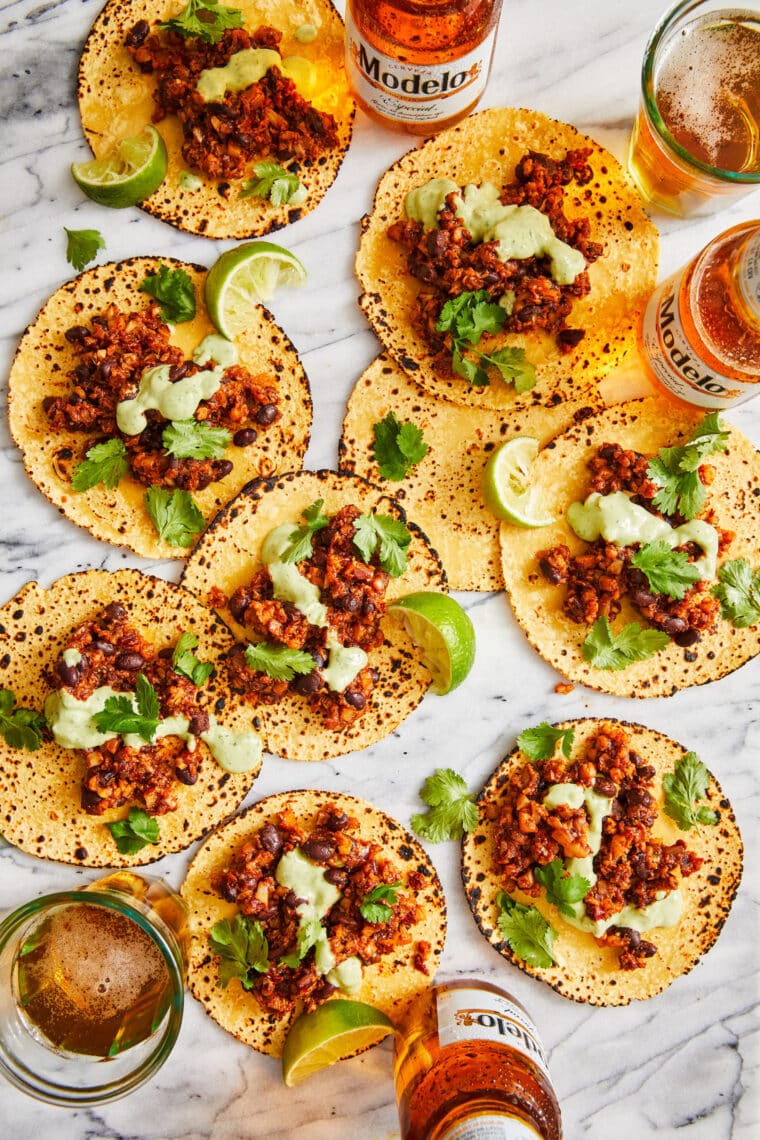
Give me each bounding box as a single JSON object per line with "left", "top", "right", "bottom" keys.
{"left": 356, "top": 107, "right": 658, "bottom": 412}
{"left": 500, "top": 398, "right": 760, "bottom": 696}
{"left": 8, "top": 257, "right": 311, "bottom": 559}
{"left": 181, "top": 789, "right": 445, "bottom": 1055}
{"left": 461, "top": 718, "right": 742, "bottom": 1005}
{"left": 339, "top": 354, "right": 601, "bottom": 592}
{"left": 0, "top": 569, "right": 262, "bottom": 868}
{"left": 77, "top": 0, "right": 354, "bottom": 238}
{"left": 180, "top": 469, "right": 448, "bottom": 761}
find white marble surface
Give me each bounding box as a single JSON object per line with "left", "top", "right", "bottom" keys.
{"left": 1, "top": 0, "right": 759, "bottom": 1137}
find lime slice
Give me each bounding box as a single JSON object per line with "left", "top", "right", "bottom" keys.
{"left": 387, "top": 591, "right": 475, "bottom": 695}
{"left": 205, "top": 241, "right": 307, "bottom": 338}
{"left": 281, "top": 999, "right": 394, "bottom": 1087}
{"left": 71, "top": 126, "right": 168, "bottom": 209}
{"left": 482, "top": 437, "right": 555, "bottom": 527}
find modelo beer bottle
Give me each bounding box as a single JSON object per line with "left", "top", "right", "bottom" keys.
{"left": 393, "top": 978, "right": 563, "bottom": 1139}
{"left": 344, "top": 0, "right": 504, "bottom": 135}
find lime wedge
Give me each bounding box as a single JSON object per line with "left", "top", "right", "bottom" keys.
{"left": 281, "top": 999, "right": 394, "bottom": 1087}
{"left": 387, "top": 591, "right": 475, "bottom": 695}
{"left": 205, "top": 240, "right": 307, "bottom": 338}
{"left": 482, "top": 437, "right": 555, "bottom": 526}
{"left": 71, "top": 126, "right": 167, "bottom": 209}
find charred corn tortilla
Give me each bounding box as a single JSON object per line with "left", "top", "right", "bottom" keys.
{"left": 181, "top": 469, "right": 447, "bottom": 761}
{"left": 500, "top": 398, "right": 760, "bottom": 696}
{"left": 0, "top": 569, "right": 261, "bottom": 868}
{"left": 356, "top": 107, "right": 658, "bottom": 412}
{"left": 77, "top": 0, "right": 354, "bottom": 239}
{"left": 462, "top": 718, "right": 742, "bottom": 1005}
{"left": 8, "top": 257, "right": 311, "bottom": 560}
{"left": 181, "top": 789, "right": 445, "bottom": 1055}
{"left": 339, "top": 354, "right": 602, "bottom": 592}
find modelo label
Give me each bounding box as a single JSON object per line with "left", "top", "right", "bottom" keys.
{"left": 345, "top": 14, "right": 496, "bottom": 124}
{"left": 641, "top": 270, "right": 758, "bottom": 408}
{"left": 440, "top": 1114, "right": 541, "bottom": 1139}
{"left": 436, "top": 987, "right": 551, "bottom": 1080}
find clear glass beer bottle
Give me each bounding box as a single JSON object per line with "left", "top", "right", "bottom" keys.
{"left": 344, "top": 1, "right": 504, "bottom": 135}
{"left": 393, "top": 978, "right": 563, "bottom": 1139}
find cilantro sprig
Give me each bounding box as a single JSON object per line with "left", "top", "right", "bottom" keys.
{"left": 72, "top": 438, "right": 129, "bottom": 491}
{"left": 93, "top": 674, "right": 160, "bottom": 743}
{"left": 712, "top": 559, "right": 760, "bottom": 628}
{"left": 517, "top": 722, "right": 575, "bottom": 761}
{"left": 282, "top": 500, "right": 330, "bottom": 563}
{"left": 663, "top": 752, "right": 718, "bottom": 831}
{"left": 64, "top": 227, "right": 105, "bottom": 272}
{"left": 140, "top": 265, "right": 196, "bottom": 324}
{"left": 435, "top": 291, "right": 536, "bottom": 391}
{"left": 209, "top": 915, "right": 269, "bottom": 989}
{"left": 533, "top": 858, "right": 590, "bottom": 918}
{"left": 0, "top": 690, "right": 45, "bottom": 751}
{"left": 647, "top": 412, "right": 729, "bottom": 520}
{"left": 163, "top": 421, "right": 232, "bottom": 460}
{"left": 172, "top": 631, "right": 214, "bottom": 685}
{"left": 581, "top": 617, "right": 670, "bottom": 670}
{"left": 241, "top": 162, "right": 302, "bottom": 206}
{"left": 353, "top": 513, "right": 412, "bottom": 577}
{"left": 145, "top": 487, "right": 205, "bottom": 547}
{"left": 360, "top": 882, "right": 402, "bottom": 924}
{"left": 371, "top": 411, "right": 429, "bottom": 481}
{"left": 105, "top": 807, "right": 160, "bottom": 854}
{"left": 630, "top": 540, "right": 701, "bottom": 599}
{"left": 159, "top": 0, "right": 244, "bottom": 44}
{"left": 244, "top": 642, "right": 316, "bottom": 681}
{"left": 279, "top": 916, "right": 323, "bottom": 969}
{"left": 410, "top": 767, "right": 478, "bottom": 843}
{"left": 496, "top": 891, "right": 557, "bottom": 968}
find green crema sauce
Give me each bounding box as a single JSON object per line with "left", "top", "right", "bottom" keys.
{"left": 567, "top": 491, "right": 719, "bottom": 579}
{"left": 543, "top": 782, "right": 683, "bottom": 936}
{"left": 404, "top": 179, "right": 586, "bottom": 285}
{"left": 197, "top": 48, "right": 316, "bottom": 102}
{"left": 178, "top": 170, "right": 202, "bottom": 192}
{"left": 43, "top": 688, "right": 261, "bottom": 773}
{"left": 295, "top": 23, "right": 318, "bottom": 43}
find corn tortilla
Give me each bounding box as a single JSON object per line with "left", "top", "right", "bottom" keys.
{"left": 356, "top": 107, "right": 658, "bottom": 411}
{"left": 8, "top": 258, "right": 312, "bottom": 560}
{"left": 77, "top": 0, "right": 355, "bottom": 239}
{"left": 462, "top": 718, "right": 742, "bottom": 1005}
{"left": 0, "top": 569, "right": 261, "bottom": 868}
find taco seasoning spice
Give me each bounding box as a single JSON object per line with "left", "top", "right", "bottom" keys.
{"left": 394, "top": 978, "right": 562, "bottom": 1139}
{"left": 344, "top": 0, "right": 503, "bottom": 135}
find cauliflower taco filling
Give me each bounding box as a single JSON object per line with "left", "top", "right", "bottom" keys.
{"left": 210, "top": 801, "right": 430, "bottom": 1015}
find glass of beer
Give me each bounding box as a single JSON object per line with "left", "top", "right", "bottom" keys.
{"left": 0, "top": 872, "right": 186, "bottom": 1106}
{"left": 628, "top": 0, "right": 760, "bottom": 216}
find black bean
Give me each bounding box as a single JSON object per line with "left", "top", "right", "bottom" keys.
{"left": 92, "top": 639, "right": 116, "bottom": 655}
{"left": 170, "top": 362, "right": 190, "bottom": 382}
{"left": 539, "top": 557, "right": 563, "bottom": 585}
{"left": 302, "top": 838, "right": 335, "bottom": 863}
{"left": 99, "top": 360, "right": 112, "bottom": 381}
{"left": 125, "top": 19, "right": 150, "bottom": 47}
{"left": 660, "top": 615, "right": 688, "bottom": 636}
{"left": 292, "top": 670, "right": 322, "bottom": 695}
{"left": 593, "top": 776, "right": 617, "bottom": 798}
{"left": 175, "top": 766, "right": 198, "bottom": 786}
{"left": 57, "top": 662, "right": 81, "bottom": 687}
{"left": 221, "top": 881, "right": 239, "bottom": 902}
{"left": 344, "top": 690, "right": 366, "bottom": 710}
{"left": 233, "top": 427, "right": 258, "bottom": 447}
{"left": 255, "top": 404, "right": 278, "bottom": 426}
{"left": 232, "top": 132, "right": 254, "bottom": 148}
{"left": 228, "top": 594, "right": 248, "bottom": 621}
{"left": 310, "top": 650, "right": 327, "bottom": 668}
{"left": 216, "top": 460, "right": 234, "bottom": 478}
{"left": 205, "top": 102, "right": 235, "bottom": 118}
{"left": 116, "top": 652, "right": 144, "bottom": 671}
{"left": 65, "top": 325, "right": 89, "bottom": 345}
{"left": 324, "top": 867, "right": 348, "bottom": 888}
{"left": 259, "top": 824, "right": 283, "bottom": 855}
{"left": 103, "top": 602, "right": 126, "bottom": 621}
{"left": 675, "top": 629, "right": 700, "bottom": 647}
{"left": 81, "top": 788, "right": 102, "bottom": 812}
{"left": 325, "top": 811, "right": 348, "bottom": 831}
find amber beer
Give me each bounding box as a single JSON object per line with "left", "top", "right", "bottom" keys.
{"left": 344, "top": 0, "right": 504, "bottom": 134}
{"left": 628, "top": 3, "right": 760, "bottom": 216}
{"left": 394, "top": 979, "right": 562, "bottom": 1139}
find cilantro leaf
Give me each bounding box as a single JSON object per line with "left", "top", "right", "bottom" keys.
{"left": 496, "top": 891, "right": 557, "bottom": 968}
{"left": 159, "top": 0, "right": 244, "bottom": 44}
{"left": 533, "top": 858, "right": 590, "bottom": 918}
{"left": 712, "top": 559, "right": 760, "bottom": 628}
{"left": 240, "top": 162, "right": 302, "bottom": 206}
{"left": 93, "top": 674, "right": 160, "bottom": 743}
{"left": 282, "top": 499, "right": 330, "bottom": 563}
{"left": 71, "top": 438, "right": 129, "bottom": 492}
{"left": 145, "top": 487, "right": 205, "bottom": 547}
{"left": 517, "top": 722, "right": 575, "bottom": 761}
{"left": 162, "top": 420, "right": 232, "bottom": 460}
{"left": 436, "top": 290, "right": 506, "bottom": 346}
{"left": 140, "top": 265, "right": 196, "bottom": 324}
{"left": 279, "top": 915, "right": 324, "bottom": 970}
{"left": 244, "top": 641, "right": 315, "bottom": 681}
{"left": 371, "top": 411, "right": 429, "bottom": 481}
{"left": 647, "top": 413, "right": 729, "bottom": 519}
{"left": 410, "top": 767, "right": 478, "bottom": 843}
{"left": 105, "top": 808, "right": 160, "bottom": 855}
{"left": 630, "top": 540, "right": 702, "bottom": 599}
{"left": 172, "top": 631, "right": 214, "bottom": 685}
{"left": 0, "top": 689, "right": 45, "bottom": 751}
{"left": 663, "top": 752, "right": 719, "bottom": 831}
{"left": 352, "top": 513, "right": 412, "bottom": 577}
{"left": 209, "top": 915, "right": 269, "bottom": 989}
{"left": 581, "top": 617, "right": 670, "bottom": 670}
{"left": 479, "top": 345, "right": 536, "bottom": 393}
{"left": 359, "top": 881, "right": 402, "bottom": 924}
{"left": 64, "top": 227, "right": 106, "bottom": 272}
{"left": 435, "top": 290, "right": 534, "bottom": 389}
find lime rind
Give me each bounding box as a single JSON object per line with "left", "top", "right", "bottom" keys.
{"left": 482, "top": 437, "right": 556, "bottom": 527}
{"left": 71, "top": 126, "right": 167, "bottom": 208}
{"left": 205, "top": 240, "right": 307, "bottom": 338}
{"left": 388, "top": 591, "right": 476, "bottom": 695}
{"left": 282, "top": 999, "right": 394, "bottom": 1086}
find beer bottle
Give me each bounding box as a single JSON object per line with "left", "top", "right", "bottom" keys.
{"left": 604, "top": 221, "right": 760, "bottom": 409}
{"left": 393, "top": 978, "right": 563, "bottom": 1139}
{"left": 344, "top": 1, "right": 504, "bottom": 135}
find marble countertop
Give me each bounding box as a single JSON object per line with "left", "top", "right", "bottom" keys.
{"left": 1, "top": 0, "right": 759, "bottom": 1137}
